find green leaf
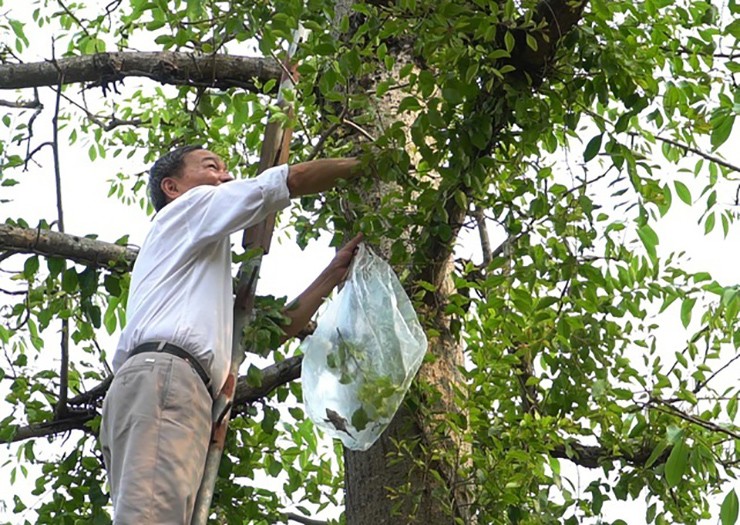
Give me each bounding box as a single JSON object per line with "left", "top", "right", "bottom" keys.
{"left": 721, "top": 489, "right": 739, "bottom": 525}
{"left": 246, "top": 364, "right": 262, "bottom": 387}
{"left": 103, "top": 306, "right": 117, "bottom": 335}
{"left": 583, "top": 134, "right": 603, "bottom": 162}
{"left": 81, "top": 457, "right": 98, "bottom": 470}
{"left": 23, "top": 256, "right": 39, "bottom": 279}
{"left": 728, "top": 396, "right": 738, "bottom": 420}
{"left": 441, "top": 87, "right": 463, "bottom": 105}
{"left": 266, "top": 457, "right": 282, "bottom": 477}
{"left": 674, "top": 181, "right": 692, "bottom": 204}
{"left": 680, "top": 297, "right": 696, "bottom": 328}
{"left": 705, "top": 212, "right": 716, "bottom": 234}
{"left": 398, "top": 96, "right": 422, "bottom": 113}
{"left": 504, "top": 31, "right": 515, "bottom": 52}
{"left": 645, "top": 440, "right": 669, "bottom": 468}
{"left": 351, "top": 407, "right": 370, "bottom": 431}
{"left": 104, "top": 274, "right": 122, "bottom": 296}
{"left": 78, "top": 268, "right": 98, "bottom": 298}
{"left": 61, "top": 269, "right": 78, "bottom": 293}
{"left": 46, "top": 257, "right": 65, "bottom": 277}
{"left": 637, "top": 224, "right": 659, "bottom": 259}
{"left": 711, "top": 112, "right": 735, "bottom": 150}
{"left": 665, "top": 438, "right": 689, "bottom": 487}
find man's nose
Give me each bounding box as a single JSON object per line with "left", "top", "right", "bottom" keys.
{"left": 219, "top": 172, "right": 234, "bottom": 183}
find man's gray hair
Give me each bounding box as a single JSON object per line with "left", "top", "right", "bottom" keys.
{"left": 148, "top": 144, "right": 203, "bottom": 211}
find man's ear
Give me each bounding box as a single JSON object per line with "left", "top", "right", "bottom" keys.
{"left": 161, "top": 177, "right": 180, "bottom": 201}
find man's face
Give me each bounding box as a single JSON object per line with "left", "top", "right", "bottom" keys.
{"left": 161, "top": 149, "right": 234, "bottom": 202}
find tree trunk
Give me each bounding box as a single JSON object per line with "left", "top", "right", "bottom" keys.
{"left": 334, "top": 3, "right": 473, "bottom": 521}
{"left": 344, "top": 325, "right": 472, "bottom": 525}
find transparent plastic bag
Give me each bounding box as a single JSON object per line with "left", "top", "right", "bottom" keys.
{"left": 300, "top": 243, "right": 427, "bottom": 451}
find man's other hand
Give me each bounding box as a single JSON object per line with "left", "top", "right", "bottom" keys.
{"left": 325, "top": 233, "right": 364, "bottom": 287}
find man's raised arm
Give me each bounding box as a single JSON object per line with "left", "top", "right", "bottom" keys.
{"left": 286, "top": 158, "right": 363, "bottom": 197}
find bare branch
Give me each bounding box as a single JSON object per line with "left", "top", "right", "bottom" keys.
{"left": 49, "top": 51, "right": 71, "bottom": 418}
{"left": 285, "top": 513, "right": 328, "bottom": 525}
{"left": 0, "top": 96, "right": 42, "bottom": 109}
{"left": 473, "top": 207, "right": 492, "bottom": 267}
{"left": 342, "top": 117, "right": 376, "bottom": 142}
{"left": 0, "top": 52, "right": 281, "bottom": 92}
{"left": 306, "top": 107, "right": 348, "bottom": 162}
{"left": 0, "top": 287, "right": 28, "bottom": 295}
{"left": 0, "top": 224, "right": 138, "bottom": 272}
{"left": 68, "top": 376, "right": 113, "bottom": 407}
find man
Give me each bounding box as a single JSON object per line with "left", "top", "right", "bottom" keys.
{"left": 100, "top": 144, "right": 364, "bottom": 524}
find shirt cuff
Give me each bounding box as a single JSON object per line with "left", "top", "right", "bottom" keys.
{"left": 257, "top": 164, "right": 291, "bottom": 213}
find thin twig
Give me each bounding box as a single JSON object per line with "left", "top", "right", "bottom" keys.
{"left": 0, "top": 287, "right": 28, "bottom": 296}
{"left": 50, "top": 49, "right": 70, "bottom": 419}
{"left": 285, "top": 513, "right": 328, "bottom": 525}
{"left": 693, "top": 352, "right": 740, "bottom": 394}
{"left": 342, "top": 117, "right": 376, "bottom": 141}
{"left": 57, "top": 0, "right": 93, "bottom": 39}
{"left": 306, "top": 107, "right": 348, "bottom": 161}
{"left": 636, "top": 132, "right": 740, "bottom": 174}
{"left": 649, "top": 401, "right": 740, "bottom": 440}
{"left": 21, "top": 89, "right": 44, "bottom": 170}
{"left": 24, "top": 141, "right": 52, "bottom": 169}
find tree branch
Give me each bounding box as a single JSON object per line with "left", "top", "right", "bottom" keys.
{"left": 4, "top": 408, "right": 98, "bottom": 443}
{"left": 2, "top": 355, "right": 304, "bottom": 444}
{"left": 0, "top": 52, "right": 281, "bottom": 92}
{"left": 0, "top": 96, "right": 42, "bottom": 109}
{"left": 643, "top": 132, "right": 740, "bottom": 174}
{"left": 0, "top": 224, "right": 138, "bottom": 272}
{"left": 551, "top": 439, "right": 671, "bottom": 469}
{"left": 693, "top": 352, "right": 740, "bottom": 394}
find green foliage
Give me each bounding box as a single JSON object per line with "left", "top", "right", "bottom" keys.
{"left": 0, "top": 0, "right": 739, "bottom": 524}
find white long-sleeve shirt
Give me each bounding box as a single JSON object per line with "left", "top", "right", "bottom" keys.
{"left": 113, "top": 164, "right": 291, "bottom": 392}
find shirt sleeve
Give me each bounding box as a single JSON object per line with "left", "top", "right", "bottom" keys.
{"left": 174, "top": 164, "right": 291, "bottom": 247}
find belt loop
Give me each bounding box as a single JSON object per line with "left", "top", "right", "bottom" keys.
{"left": 156, "top": 341, "right": 166, "bottom": 352}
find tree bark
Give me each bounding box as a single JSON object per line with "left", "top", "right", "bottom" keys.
{"left": 0, "top": 52, "right": 281, "bottom": 92}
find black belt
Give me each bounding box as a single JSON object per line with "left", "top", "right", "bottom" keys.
{"left": 129, "top": 342, "right": 211, "bottom": 390}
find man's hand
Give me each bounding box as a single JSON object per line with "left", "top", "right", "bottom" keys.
{"left": 323, "top": 233, "right": 364, "bottom": 287}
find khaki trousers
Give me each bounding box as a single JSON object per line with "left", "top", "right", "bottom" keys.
{"left": 100, "top": 352, "right": 212, "bottom": 524}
